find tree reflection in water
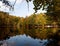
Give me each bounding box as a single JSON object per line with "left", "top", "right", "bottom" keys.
{"left": 47, "top": 30, "right": 60, "bottom": 46}
{"left": 0, "top": 27, "right": 60, "bottom": 46}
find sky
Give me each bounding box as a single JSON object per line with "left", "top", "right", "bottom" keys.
{"left": 0, "top": 0, "right": 46, "bottom": 17}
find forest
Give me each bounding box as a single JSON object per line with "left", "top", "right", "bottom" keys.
{"left": 0, "top": 11, "right": 59, "bottom": 29}
{"left": 0, "top": 11, "right": 60, "bottom": 46}
{"left": 0, "top": 0, "right": 60, "bottom": 46}
{"left": 0, "top": 11, "right": 59, "bottom": 39}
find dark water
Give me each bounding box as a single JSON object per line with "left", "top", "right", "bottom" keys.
{"left": 0, "top": 27, "right": 60, "bottom": 46}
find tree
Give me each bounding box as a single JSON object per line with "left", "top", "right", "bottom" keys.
{"left": 26, "top": 0, "right": 60, "bottom": 12}
{"left": 0, "top": 0, "right": 17, "bottom": 10}
{"left": 26, "top": 0, "right": 60, "bottom": 24}
{"left": 0, "top": 0, "right": 60, "bottom": 23}
{"left": 1, "top": 0, "right": 60, "bottom": 14}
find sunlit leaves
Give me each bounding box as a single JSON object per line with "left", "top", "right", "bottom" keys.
{"left": 24, "top": 13, "right": 47, "bottom": 26}
{"left": 26, "top": 0, "right": 60, "bottom": 24}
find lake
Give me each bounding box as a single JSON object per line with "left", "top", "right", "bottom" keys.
{"left": 0, "top": 27, "right": 60, "bottom": 46}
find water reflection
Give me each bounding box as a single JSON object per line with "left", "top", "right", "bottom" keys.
{"left": 0, "top": 34, "right": 48, "bottom": 46}
{"left": 0, "top": 27, "right": 60, "bottom": 46}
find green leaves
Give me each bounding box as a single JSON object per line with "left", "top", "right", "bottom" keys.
{"left": 26, "top": 0, "right": 60, "bottom": 13}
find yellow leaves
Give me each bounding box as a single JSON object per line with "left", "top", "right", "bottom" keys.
{"left": 35, "top": 13, "right": 47, "bottom": 25}
{"left": 24, "top": 13, "right": 47, "bottom": 25}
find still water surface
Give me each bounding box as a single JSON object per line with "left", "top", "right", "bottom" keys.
{"left": 0, "top": 27, "right": 60, "bottom": 46}
{"left": 0, "top": 34, "right": 48, "bottom": 46}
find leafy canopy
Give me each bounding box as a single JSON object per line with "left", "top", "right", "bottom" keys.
{"left": 26, "top": 0, "right": 60, "bottom": 13}
{"left": 0, "top": 0, "right": 60, "bottom": 14}
{"left": 0, "top": 0, "right": 16, "bottom": 10}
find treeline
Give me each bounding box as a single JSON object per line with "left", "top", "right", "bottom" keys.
{"left": 0, "top": 11, "right": 24, "bottom": 29}
{"left": 24, "top": 13, "right": 59, "bottom": 28}
{"left": 0, "top": 11, "right": 60, "bottom": 40}
{"left": 0, "top": 11, "right": 60, "bottom": 46}
{"left": 0, "top": 11, "right": 24, "bottom": 39}
{"left": 0, "top": 11, "right": 59, "bottom": 28}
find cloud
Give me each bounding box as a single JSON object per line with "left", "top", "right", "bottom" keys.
{"left": 8, "top": 0, "right": 23, "bottom": 4}
{"left": 0, "top": 1, "right": 3, "bottom": 6}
